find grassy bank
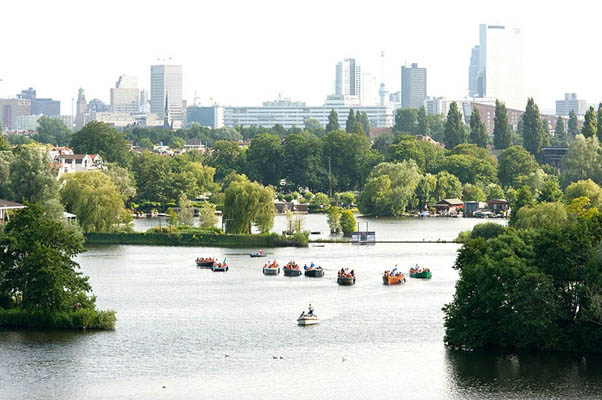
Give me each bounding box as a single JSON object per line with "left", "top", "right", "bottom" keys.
{"left": 0, "top": 308, "right": 116, "bottom": 330}
{"left": 84, "top": 232, "right": 308, "bottom": 248}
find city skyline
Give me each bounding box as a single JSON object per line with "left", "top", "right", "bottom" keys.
{"left": 1, "top": 0, "right": 601, "bottom": 114}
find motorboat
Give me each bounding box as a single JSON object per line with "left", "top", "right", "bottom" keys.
{"left": 263, "top": 261, "right": 280, "bottom": 275}
{"left": 211, "top": 262, "right": 229, "bottom": 272}
{"left": 250, "top": 250, "right": 267, "bottom": 258}
{"left": 297, "top": 305, "right": 319, "bottom": 326}
{"left": 196, "top": 257, "right": 215, "bottom": 267}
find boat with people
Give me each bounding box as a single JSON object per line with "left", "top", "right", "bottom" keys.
{"left": 283, "top": 261, "right": 302, "bottom": 277}
{"left": 337, "top": 268, "right": 356, "bottom": 285}
{"left": 196, "top": 257, "right": 215, "bottom": 268}
{"left": 304, "top": 262, "right": 324, "bottom": 278}
{"left": 262, "top": 261, "right": 280, "bottom": 275}
{"left": 409, "top": 265, "right": 431, "bottom": 279}
{"left": 382, "top": 267, "right": 406, "bottom": 285}
{"left": 250, "top": 250, "right": 266, "bottom": 258}
{"left": 297, "top": 304, "right": 319, "bottom": 326}
{"left": 211, "top": 262, "right": 229, "bottom": 272}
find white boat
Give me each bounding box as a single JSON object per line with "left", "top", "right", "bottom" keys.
{"left": 297, "top": 314, "right": 319, "bottom": 326}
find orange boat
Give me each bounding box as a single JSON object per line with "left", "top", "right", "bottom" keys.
{"left": 382, "top": 270, "right": 406, "bottom": 285}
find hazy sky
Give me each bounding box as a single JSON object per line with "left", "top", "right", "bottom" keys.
{"left": 1, "top": 0, "right": 599, "bottom": 114}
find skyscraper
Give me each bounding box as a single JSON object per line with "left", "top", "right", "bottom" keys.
{"left": 75, "top": 88, "right": 87, "bottom": 130}
{"left": 110, "top": 75, "right": 139, "bottom": 114}
{"left": 335, "top": 58, "right": 361, "bottom": 98}
{"left": 468, "top": 24, "right": 524, "bottom": 110}
{"left": 150, "top": 64, "right": 183, "bottom": 126}
{"left": 401, "top": 63, "right": 427, "bottom": 109}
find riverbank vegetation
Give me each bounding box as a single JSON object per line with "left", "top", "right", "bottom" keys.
{"left": 0, "top": 204, "right": 115, "bottom": 330}
{"left": 445, "top": 197, "right": 602, "bottom": 353}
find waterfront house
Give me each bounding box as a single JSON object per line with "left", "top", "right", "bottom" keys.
{"left": 55, "top": 153, "right": 103, "bottom": 178}
{"left": 464, "top": 201, "right": 488, "bottom": 217}
{"left": 487, "top": 199, "right": 510, "bottom": 216}
{"left": 274, "top": 201, "right": 309, "bottom": 214}
{"left": 434, "top": 199, "right": 464, "bottom": 215}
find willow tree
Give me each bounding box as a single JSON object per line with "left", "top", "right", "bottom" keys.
{"left": 223, "top": 177, "right": 275, "bottom": 234}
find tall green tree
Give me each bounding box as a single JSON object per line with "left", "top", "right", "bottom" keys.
{"left": 554, "top": 116, "right": 566, "bottom": 144}
{"left": 205, "top": 140, "right": 245, "bottom": 181}
{"left": 246, "top": 133, "right": 284, "bottom": 186}
{"left": 70, "top": 121, "right": 131, "bottom": 166}
{"left": 417, "top": 105, "right": 429, "bottom": 135}
{"left": 61, "top": 171, "right": 130, "bottom": 232}
{"left": 223, "top": 177, "right": 275, "bottom": 234}
{"left": 493, "top": 99, "right": 512, "bottom": 150}
{"left": 322, "top": 130, "right": 371, "bottom": 191}
{"left": 393, "top": 108, "right": 418, "bottom": 134}
{"left": 326, "top": 109, "right": 339, "bottom": 132}
{"left": 283, "top": 132, "right": 325, "bottom": 192}
{"left": 568, "top": 110, "right": 579, "bottom": 137}
{"left": 469, "top": 107, "right": 488, "bottom": 148}
{"left": 10, "top": 145, "right": 59, "bottom": 205}
{"left": 345, "top": 109, "right": 356, "bottom": 133}
{"left": 0, "top": 151, "right": 14, "bottom": 200}
{"left": 598, "top": 103, "right": 602, "bottom": 142}
{"left": 35, "top": 116, "right": 71, "bottom": 146}
{"left": 327, "top": 205, "right": 341, "bottom": 233}
{"left": 0, "top": 134, "right": 11, "bottom": 151}
{"left": 522, "top": 98, "right": 545, "bottom": 158}
{"left": 443, "top": 102, "right": 467, "bottom": 149}
{"left": 582, "top": 106, "right": 597, "bottom": 139}
{"left": 359, "top": 111, "right": 371, "bottom": 136}
{"left": 498, "top": 145, "right": 539, "bottom": 187}
{"left": 538, "top": 175, "right": 563, "bottom": 203}
{"left": 434, "top": 171, "right": 463, "bottom": 200}
{"left": 340, "top": 209, "right": 356, "bottom": 237}
{"left": 0, "top": 203, "right": 91, "bottom": 312}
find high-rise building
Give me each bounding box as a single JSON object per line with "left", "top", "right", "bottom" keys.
{"left": 335, "top": 59, "right": 361, "bottom": 99}
{"left": 110, "top": 75, "right": 139, "bottom": 114}
{"left": 401, "top": 63, "right": 427, "bottom": 109}
{"left": 468, "top": 24, "right": 524, "bottom": 110}
{"left": 17, "top": 87, "right": 60, "bottom": 116}
{"left": 0, "top": 98, "right": 31, "bottom": 131}
{"left": 150, "top": 64, "right": 183, "bottom": 126}
{"left": 75, "top": 88, "right": 87, "bottom": 130}
{"left": 361, "top": 71, "right": 379, "bottom": 106}
{"left": 555, "top": 93, "right": 587, "bottom": 116}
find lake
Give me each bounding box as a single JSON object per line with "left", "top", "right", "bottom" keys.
{"left": 1, "top": 217, "right": 601, "bottom": 400}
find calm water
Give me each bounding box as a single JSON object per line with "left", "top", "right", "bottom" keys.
{"left": 1, "top": 218, "right": 601, "bottom": 400}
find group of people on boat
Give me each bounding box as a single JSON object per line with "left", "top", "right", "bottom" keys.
{"left": 263, "top": 260, "right": 279, "bottom": 269}
{"left": 383, "top": 266, "right": 404, "bottom": 278}
{"left": 284, "top": 261, "right": 300, "bottom": 270}
{"left": 338, "top": 268, "right": 354, "bottom": 278}
{"left": 196, "top": 257, "right": 215, "bottom": 264}
{"left": 409, "top": 265, "right": 430, "bottom": 274}
{"left": 304, "top": 262, "right": 323, "bottom": 271}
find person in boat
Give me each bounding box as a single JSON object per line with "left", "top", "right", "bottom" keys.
{"left": 299, "top": 310, "right": 305, "bottom": 318}
{"left": 308, "top": 304, "right": 313, "bottom": 316}
{"left": 350, "top": 269, "right": 355, "bottom": 277}
{"left": 304, "top": 264, "right": 308, "bottom": 270}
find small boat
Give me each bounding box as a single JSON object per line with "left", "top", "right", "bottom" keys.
{"left": 297, "top": 304, "right": 319, "bottom": 326}
{"left": 304, "top": 263, "right": 324, "bottom": 278}
{"left": 283, "top": 262, "right": 302, "bottom": 277}
{"left": 382, "top": 268, "right": 406, "bottom": 285}
{"left": 211, "top": 262, "right": 229, "bottom": 272}
{"left": 196, "top": 257, "right": 215, "bottom": 268}
{"left": 337, "top": 268, "right": 356, "bottom": 286}
{"left": 250, "top": 250, "right": 266, "bottom": 258}
{"left": 409, "top": 265, "right": 431, "bottom": 279}
{"left": 263, "top": 261, "right": 280, "bottom": 275}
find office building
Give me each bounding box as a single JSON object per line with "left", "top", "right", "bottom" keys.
{"left": 468, "top": 24, "right": 525, "bottom": 110}
{"left": 110, "top": 75, "right": 140, "bottom": 114}
{"left": 401, "top": 63, "right": 427, "bottom": 109}
{"left": 187, "top": 105, "right": 224, "bottom": 129}
{"left": 75, "top": 88, "right": 87, "bottom": 130}
{"left": 425, "top": 97, "right": 450, "bottom": 115}
{"left": 0, "top": 98, "right": 32, "bottom": 131}
{"left": 150, "top": 64, "right": 184, "bottom": 126}
{"left": 17, "top": 87, "right": 60, "bottom": 116}
{"left": 335, "top": 58, "right": 361, "bottom": 98}
{"left": 555, "top": 93, "right": 587, "bottom": 116}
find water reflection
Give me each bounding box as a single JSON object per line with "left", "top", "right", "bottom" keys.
{"left": 446, "top": 349, "right": 602, "bottom": 399}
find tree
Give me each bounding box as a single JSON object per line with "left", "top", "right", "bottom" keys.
{"left": 498, "top": 145, "right": 539, "bottom": 187}
{"left": 598, "top": 104, "right": 602, "bottom": 142}
{"left": 61, "top": 171, "right": 129, "bottom": 232}
{"left": 70, "top": 121, "right": 131, "bottom": 166}
{"left": 340, "top": 209, "right": 356, "bottom": 237}
{"left": 177, "top": 194, "right": 194, "bottom": 226}
{"left": 564, "top": 179, "right": 602, "bottom": 208}
{"left": 469, "top": 107, "right": 488, "bottom": 148}
{"left": 327, "top": 206, "right": 341, "bottom": 233}
{"left": 509, "top": 186, "right": 535, "bottom": 225}
{"left": 434, "top": 148, "right": 497, "bottom": 185}
{"left": 372, "top": 133, "right": 395, "bottom": 155}
{"left": 463, "top": 184, "right": 486, "bottom": 201}
{"left": 345, "top": 109, "right": 356, "bottom": 133}
{"left": 322, "top": 130, "right": 371, "bottom": 191}
{"left": 417, "top": 105, "right": 429, "bottom": 135}
{"left": 434, "top": 171, "right": 463, "bottom": 201}
{"left": 582, "top": 106, "right": 597, "bottom": 139}
{"left": 223, "top": 177, "right": 275, "bottom": 234}
{"left": 359, "top": 112, "right": 371, "bottom": 136}
{"left": 283, "top": 132, "right": 325, "bottom": 191}
{"left": 10, "top": 145, "right": 59, "bottom": 205}
{"left": 166, "top": 207, "right": 178, "bottom": 233}
{"left": 522, "top": 98, "right": 545, "bottom": 158}
{"left": 104, "top": 163, "right": 136, "bottom": 201}
{"left": 245, "top": 133, "right": 284, "bottom": 186}
{"left": 304, "top": 118, "right": 325, "bottom": 137}
{"left": 427, "top": 114, "right": 446, "bottom": 142}
{"left": 514, "top": 202, "right": 568, "bottom": 230}
{"left": 170, "top": 137, "right": 185, "bottom": 150}
{"left": 0, "top": 134, "right": 11, "bottom": 151}
{"left": 393, "top": 108, "right": 418, "bottom": 134}
{"left": 443, "top": 102, "right": 467, "bottom": 149}
{"left": 205, "top": 140, "right": 245, "bottom": 182}
{"left": 485, "top": 183, "right": 505, "bottom": 200}
{"left": 538, "top": 176, "right": 562, "bottom": 203}
{"left": 568, "top": 110, "right": 578, "bottom": 137}
{"left": 387, "top": 135, "right": 445, "bottom": 172}
{"left": 197, "top": 202, "right": 218, "bottom": 228}
{"left": 326, "top": 109, "right": 339, "bottom": 132}
{"left": 559, "top": 135, "right": 602, "bottom": 188}
{"left": 415, "top": 173, "right": 437, "bottom": 209}
{"left": 470, "top": 222, "right": 505, "bottom": 240}
{"left": 493, "top": 99, "right": 512, "bottom": 150}
{"left": 0, "top": 203, "right": 91, "bottom": 312}
{"left": 554, "top": 116, "right": 567, "bottom": 145}
{"left": 0, "top": 150, "right": 14, "bottom": 200}
{"left": 35, "top": 116, "right": 71, "bottom": 146}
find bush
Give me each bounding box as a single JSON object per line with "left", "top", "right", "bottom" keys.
{"left": 0, "top": 308, "right": 116, "bottom": 330}
{"left": 470, "top": 222, "right": 505, "bottom": 240}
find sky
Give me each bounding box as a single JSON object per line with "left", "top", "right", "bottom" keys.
{"left": 1, "top": 0, "right": 600, "bottom": 114}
